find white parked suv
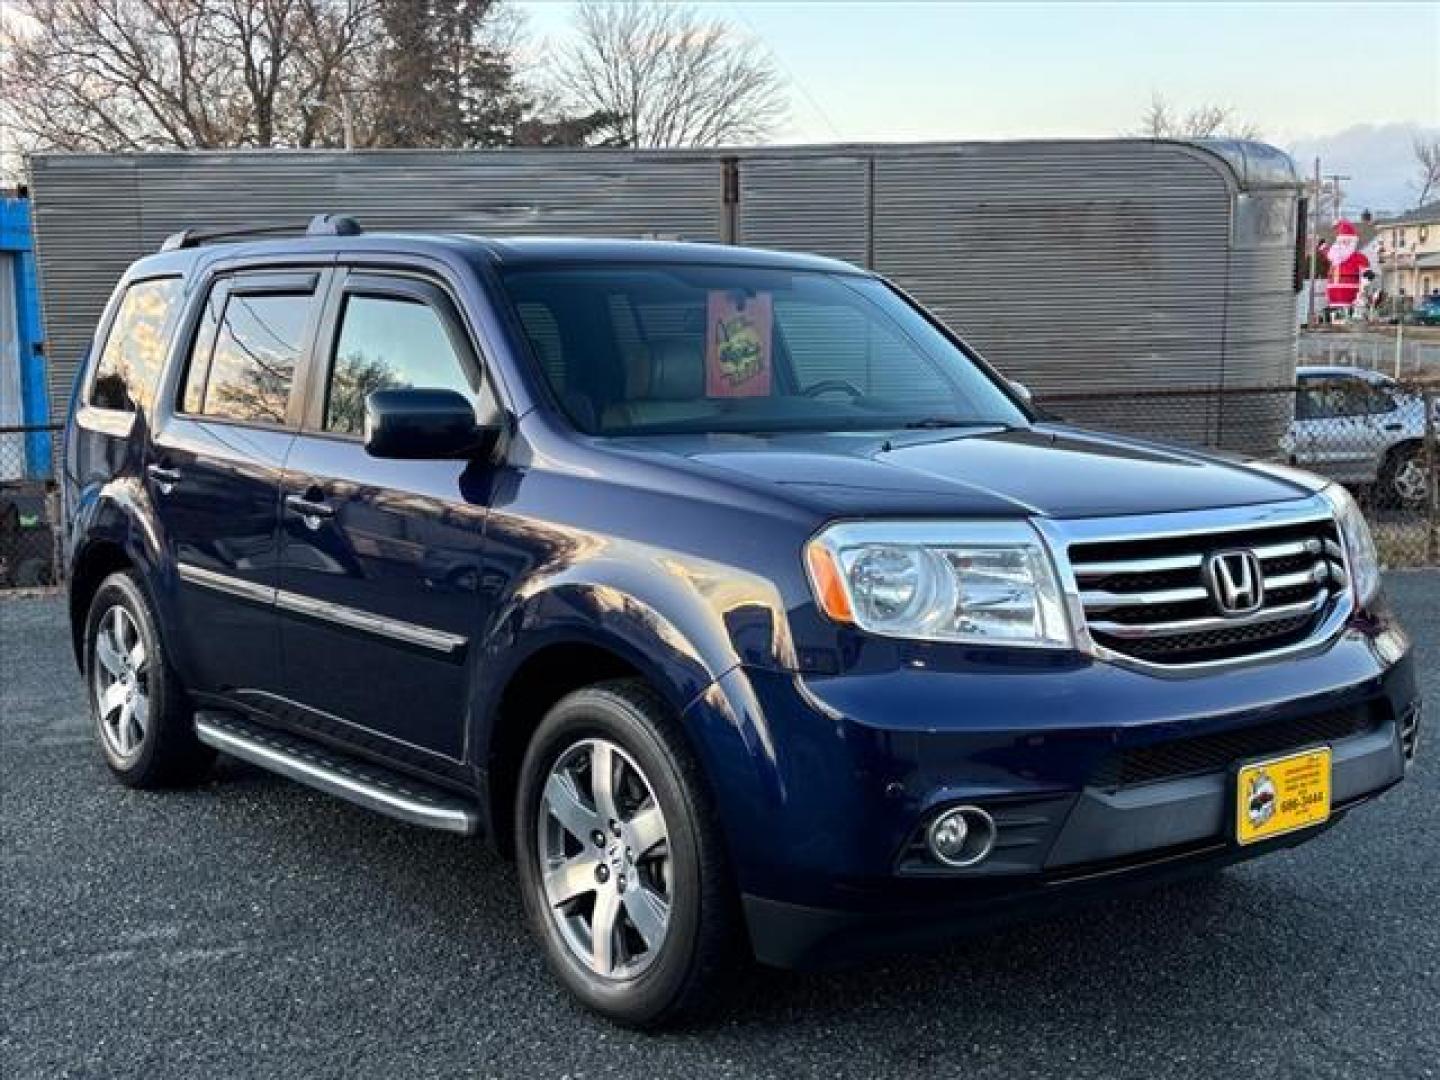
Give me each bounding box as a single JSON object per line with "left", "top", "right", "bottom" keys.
{"left": 1285, "top": 366, "right": 1435, "bottom": 507}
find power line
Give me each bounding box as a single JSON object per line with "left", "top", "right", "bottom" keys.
{"left": 727, "top": 4, "right": 842, "bottom": 141}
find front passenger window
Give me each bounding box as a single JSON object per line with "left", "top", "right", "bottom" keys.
{"left": 324, "top": 295, "right": 478, "bottom": 436}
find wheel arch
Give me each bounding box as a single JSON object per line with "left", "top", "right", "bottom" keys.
{"left": 483, "top": 639, "right": 650, "bottom": 857}
{"left": 67, "top": 538, "right": 135, "bottom": 668}
{"left": 65, "top": 470, "right": 171, "bottom": 668}
{"left": 474, "top": 581, "right": 745, "bottom": 857}
{"left": 1382, "top": 437, "right": 1425, "bottom": 464}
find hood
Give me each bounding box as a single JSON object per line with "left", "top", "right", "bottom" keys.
{"left": 619, "top": 424, "right": 1314, "bottom": 519}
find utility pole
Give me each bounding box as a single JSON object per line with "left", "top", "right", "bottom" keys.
{"left": 305, "top": 94, "right": 355, "bottom": 151}
{"left": 1324, "top": 172, "right": 1351, "bottom": 222}
{"left": 1306, "top": 165, "right": 1353, "bottom": 327}
{"left": 1307, "top": 157, "right": 1321, "bottom": 328}
{"left": 1395, "top": 300, "right": 1405, "bottom": 378}
{"left": 339, "top": 92, "right": 356, "bottom": 152}
{"left": 1325, "top": 172, "right": 1353, "bottom": 324}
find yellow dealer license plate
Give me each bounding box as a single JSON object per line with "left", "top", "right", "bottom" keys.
{"left": 1235, "top": 747, "right": 1332, "bottom": 846}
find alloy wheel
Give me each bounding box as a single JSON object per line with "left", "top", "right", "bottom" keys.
{"left": 1392, "top": 454, "right": 1429, "bottom": 506}
{"left": 93, "top": 605, "right": 150, "bottom": 762}
{"left": 537, "top": 737, "right": 672, "bottom": 980}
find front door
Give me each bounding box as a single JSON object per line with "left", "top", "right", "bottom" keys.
{"left": 276, "top": 270, "right": 499, "bottom": 763}
{"left": 148, "top": 270, "right": 325, "bottom": 695}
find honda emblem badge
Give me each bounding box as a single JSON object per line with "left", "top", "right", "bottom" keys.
{"left": 1204, "top": 549, "right": 1264, "bottom": 616}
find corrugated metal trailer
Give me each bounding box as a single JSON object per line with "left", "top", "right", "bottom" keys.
{"left": 27, "top": 139, "right": 1301, "bottom": 453}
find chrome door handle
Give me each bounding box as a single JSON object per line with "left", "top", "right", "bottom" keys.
{"left": 146, "top": 464, "right": 181, "bottom": 493}
{"left": 285, "top": 494, "right": 335, "bottom": 529}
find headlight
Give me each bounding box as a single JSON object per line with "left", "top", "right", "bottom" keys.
{"left": 1321, "top": 484, "right": 1381, "bottom": 606}
{"left": 804, "top": 521, "right": 1072, "bottom": 647}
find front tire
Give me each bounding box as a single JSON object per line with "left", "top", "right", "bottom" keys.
{"left": 514, "top": 679, "right": 739, "bottom": 1028}
{"left": 1380, "top": 444, "right": 1429, "bottom": 508}
{"left": 84, "top": 570, "right": 213, "bottom": 787}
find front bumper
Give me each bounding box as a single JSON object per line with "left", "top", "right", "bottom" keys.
{"left": 1046, "top": 714, "right": 1403, "bottom": 866}
{"left": 742, "top": 798, "right": 1385, "bottom": 969}
{"left": 687, "top": 620, "right": 1418, "bottom": 968}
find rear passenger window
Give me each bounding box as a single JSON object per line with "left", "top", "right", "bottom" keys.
{"left": 184, "top": 292, "right": 311, "bottom": 425}
{"left": 1296, "top": 378, "right": 1395, "bottom": 420}
{"left": 90, "top": 278, "right": 183, "bottom": 413}
{"left": 324, "top": 295, "right": 477, "bottom": 435}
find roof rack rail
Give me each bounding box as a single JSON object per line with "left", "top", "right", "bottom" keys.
{"left": 158, "top": 214, "right": 363, "bottom": 252}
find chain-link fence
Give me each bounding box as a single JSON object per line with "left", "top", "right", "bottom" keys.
{"left": 0, "top": 425, "right": 62, "bottom": 590}
{"left": 1038, "top": 379, "right": 1440, "bottom": 567}
{"left": 1298, "top": 327, "right": 1440, "bottom": 377}
{"left": 2, "top": 384, "right": 1437, "bottom": 594}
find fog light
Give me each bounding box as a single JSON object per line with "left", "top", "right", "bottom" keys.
{"left": 926, "top": 806, "right": 997, "bottom": 868}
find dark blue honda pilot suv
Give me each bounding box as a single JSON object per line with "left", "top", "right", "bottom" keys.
{"left": 63, "top": 217, "right": 1420, "bottom": 1026}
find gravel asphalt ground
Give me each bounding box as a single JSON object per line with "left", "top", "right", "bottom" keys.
{"left": 3, "top": 577, "right": 1437, "bottom": 1079}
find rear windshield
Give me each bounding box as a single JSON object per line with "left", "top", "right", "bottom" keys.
{"left": 498, "top": 264, "right": 1026, "bottom": 435}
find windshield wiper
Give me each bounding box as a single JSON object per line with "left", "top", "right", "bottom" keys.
{"left": 898, "top": 418, "right": 1009, "bottom": 430}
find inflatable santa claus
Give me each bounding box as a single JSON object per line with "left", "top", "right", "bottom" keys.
{"left": 1324, "top": 219, "right": 1369, "bottom": 311}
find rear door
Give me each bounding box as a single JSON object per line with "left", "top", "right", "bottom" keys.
{"left": 147, "top": 269, "right": 326, "bottom": 697}
{"left": 1289, "top": 376, "right": 1330, "bottom": 470}
{"left": 275, "top": 269, "right": 498, "bottom": 763}
{"left": 1291, "top": 375, "right": 1381, "bottom": 482}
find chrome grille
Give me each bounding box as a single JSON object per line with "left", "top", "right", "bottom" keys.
{"left": 1069, "top": 518, "right": 1347, "bottom": 666}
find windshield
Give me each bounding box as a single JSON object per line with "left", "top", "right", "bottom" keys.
{"left": 498, "top": 263, "right": 1028, "bottom": 435}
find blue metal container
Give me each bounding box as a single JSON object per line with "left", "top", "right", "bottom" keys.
{"left": 1, "top": 194, "right": 51, "bottom": 479}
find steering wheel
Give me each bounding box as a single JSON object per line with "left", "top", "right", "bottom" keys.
{"left": 802, "top": 379, "right": 863, "bottom": 400}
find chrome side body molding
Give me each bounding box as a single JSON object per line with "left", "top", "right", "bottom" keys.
{"left": 177, "top": 563, "right": 466, "bottom": 656}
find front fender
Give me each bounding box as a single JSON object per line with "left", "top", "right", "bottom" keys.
{"left": 476, "top": 580, "right": 722, "bottom": 722}
{"left": 472, "top": 539, "right": 796, "bottom": 716}
{"left": 469, "top": 545, "right": 800, "bottom": 851}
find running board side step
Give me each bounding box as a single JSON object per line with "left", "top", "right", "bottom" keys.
{"left": 194, "top": 711, "right": 479, "bottom": 835}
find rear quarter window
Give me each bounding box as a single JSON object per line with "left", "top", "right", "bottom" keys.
{"left": 89, "top": 277, "right": 184, "bottom": 413}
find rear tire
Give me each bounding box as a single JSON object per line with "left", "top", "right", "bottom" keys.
{"left": 514, "top": 679, "right": 740, "bottom": 1028}
{"left": 84, "top": 570, "right": 214, "bottom": 787}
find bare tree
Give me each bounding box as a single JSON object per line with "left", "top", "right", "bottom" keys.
{"left": 1, "top": 0, "right": 384, "bottom": 153}
{"left": 1413, "top": 135, "right": 1440, "bottom": 207}
{"left": 553, "top": 0, "right": 787, "bottom": 148}
{"left": 1135, "top": 93, "right": 1261, "bottom": 140}
{"left": 0, "top": 0, "right": 600, "bottom": 160}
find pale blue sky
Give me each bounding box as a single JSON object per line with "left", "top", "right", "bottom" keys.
{"left": 520, "top": 1, "right": 1438, "bottom": 143}
{"left": 519, "top": 1, "right": 1440, "bottom": 209}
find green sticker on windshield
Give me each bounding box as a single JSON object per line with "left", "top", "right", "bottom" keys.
{"left": 706, "top": 291, "right": 772, "bottom": 398}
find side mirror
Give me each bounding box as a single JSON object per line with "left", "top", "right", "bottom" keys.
{"left": 1008, "top": 379, "right": 1034, "bottom": 404}
{"left": 364, "top": 388, "right": 495, "bottom": 460}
